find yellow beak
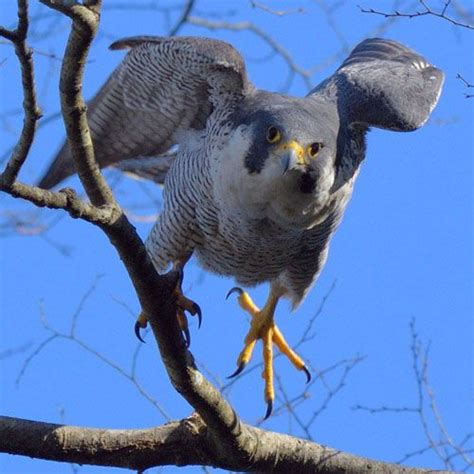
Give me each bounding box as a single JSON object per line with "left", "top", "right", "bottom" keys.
{"left": 277, "top": 140, "right": 306, "bottom": 171}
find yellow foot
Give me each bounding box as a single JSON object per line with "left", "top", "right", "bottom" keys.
{"left": 135, "top": 269, "right": 201, "bottom": 347}
{"left": 226, "top": 287, "right": 310, "bottom": 419}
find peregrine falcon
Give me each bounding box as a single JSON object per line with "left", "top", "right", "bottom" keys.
{"left": 39, "top": 36, "right": 444, "bottom": 418}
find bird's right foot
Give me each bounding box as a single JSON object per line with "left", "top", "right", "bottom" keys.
{"left": 226, "top": 287, "right": 310, "bottom": 420}
{"left": 134, "top": 269, "right": 201, "bottom": 347}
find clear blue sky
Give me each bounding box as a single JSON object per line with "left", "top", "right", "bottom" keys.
{"left": 1, "top": 1, "right": 473, "bottom": 473}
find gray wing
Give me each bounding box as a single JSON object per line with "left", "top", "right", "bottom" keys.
{"left": 38, "top": 36, "right": 253, "bottom": 189}
{"left": 310, "top": 38, "right": 444, "bottom": 131}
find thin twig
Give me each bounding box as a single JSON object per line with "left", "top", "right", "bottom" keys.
{"left": 358, "top": 0, "right": 474, "bottom": 30}
{"left": 456, "top": 73, "right": 474, "bottom": 98}
{"left": 0, "top": 342, "right": 33, "bottom": 360}
{"left": 168, "top": 0, "right": 195, "bottom": 36}
{"left": 187, "top": 15, "right": 313, "bottom": 91}
{"left": 250, "top": 1, "right": 305, "bottom": 16}
{"left": 352, "top": 319, "right": 473, "bottom": 470}
{"left": 16, "top": 286, "right": 171, "bottom": 420}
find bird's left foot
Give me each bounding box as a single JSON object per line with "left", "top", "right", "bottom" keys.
{"left": 226, "top": 287, "right": 310, "bottom": 419}
{"left": 135, "top": 269, "right": 201, "bottom": 347}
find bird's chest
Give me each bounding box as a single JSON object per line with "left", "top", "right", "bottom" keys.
{"left": 194, "top": 207, "right": 302, "bottom": 284}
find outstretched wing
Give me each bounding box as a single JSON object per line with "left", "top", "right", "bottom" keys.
{"left": 310, "top": 38, "right": 444, "bottom": 131}
{"left": 38, "top": 36, "right": 253, "bottom": 189}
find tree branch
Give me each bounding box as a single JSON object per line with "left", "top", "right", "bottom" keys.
{"left": 0, "top": 0, "right": 42, "bottom": 186}
{"left": 39, "top": 0, "right": 116, "bottom": 207}
{"left": 0, "top": 182, "right": 118, "bottom": 224}
{"left": 1, "top": 415, "right": 444, "bottom": 473}
{"left": 0, "top": 415, "right": 213, "bottom": 470}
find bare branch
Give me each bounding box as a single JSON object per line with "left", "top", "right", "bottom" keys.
{"left": 353, "top": 404, "right": 418, "bottom": 414}
{"left": 456, "top": 73, "right": 474, "bottom": 98}
{"left": 187, "top": 15, "right": 313, "bottom": 90}
{"left": 0, "top": 0, "right": 42, "bottom": 186}
{"left": 0, "top": 182, "right": 119, "bottom": 225}
{"left": 0, "top": 38, "right": 64, "bottom": 62}
{"left": 168, "top": 0, "right": 195, "bottom": 36}
{"left": 0, "top": 1, "right": 121, "bottom": 227}
{"left": 0, "top": 415, "right": 214, "bottom": 470}
{"left": 0, "top": 414, "right": 441, "bottom": 472}
{"left": 359, "top": 0, "right": 474, "bottom": 30}
{"left": 250, "top": 1, "right": 306, "bottom": 16}
{"left": 14, "top": 291, "right": 171, "bottom": 420}
{"left": 352, "top": 319, "right": 473, "bottom": 471}
{"left": 39, "top": 0, "right": 115, "bottom": 207}
{"left": 0, "top": 342, "right": 32, "bottom": 360}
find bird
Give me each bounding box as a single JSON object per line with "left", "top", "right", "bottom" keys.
{"left": 38, "top": 35, "right": 444, "bottom": 418}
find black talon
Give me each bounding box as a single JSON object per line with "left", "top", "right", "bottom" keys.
{"left": 302, "top": 365, "right": 311, "bottom": 384}
{"left": 227, "top": 361, "right": 246, "bottom": 379}
{"left": 192, "top": 302, "right": 202, "bottom": 328}
{"left": 134, "top": 322, "right": 146, "bottom": 343}
{"left": 183, "top": 326, "right": 191, "bottom": 348}
{"left": 264, "top": 400, "right": 273, "bottom": 420}
{"left": 176, "top": 267, "right": 184, "bottom": 287}
{"left": 226, "top": 287, "right": 243, "bottom": 300}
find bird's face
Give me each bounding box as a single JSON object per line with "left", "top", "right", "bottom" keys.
{"left": 216, "top": 95, "right": 339, "bottom": 229}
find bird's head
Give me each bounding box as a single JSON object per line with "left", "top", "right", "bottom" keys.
{"left": 216, "top": 93, "right": 340, "bottom": 229}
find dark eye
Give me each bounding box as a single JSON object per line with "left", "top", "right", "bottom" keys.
{"left": 307, "top": 142, "right": 324, "bottom": 158}
{"left": 266, "top": 126, "right": 281, "bottom": 144}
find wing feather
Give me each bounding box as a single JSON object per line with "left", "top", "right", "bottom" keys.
{"left": 38, "top": 36, "right": 252, "bottom": 189}
{"left": 310, "top": 38, "right": 444, "bottom": 131}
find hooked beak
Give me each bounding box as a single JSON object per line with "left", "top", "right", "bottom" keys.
{"left": 277, "top": 140, "right": 307, "bottom": 173}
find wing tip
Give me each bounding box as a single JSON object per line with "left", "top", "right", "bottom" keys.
{"left": 37, "top": 145, "right": 74, "bottom": 190}
{"left": 109, "top": 36, "right": 165, "bottom": 51}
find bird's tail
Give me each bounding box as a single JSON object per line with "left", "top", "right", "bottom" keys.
{"left": 113, "top": 154, "right": 175, "bottom": 185}
{"left": 37, "top": 141, "right": 76, "bottom": 189}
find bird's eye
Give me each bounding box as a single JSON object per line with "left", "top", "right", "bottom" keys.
{"left": 308, "top": 142, "right": 324, "bottom": 158}
{"left": 266, "top": 126, "right": 281, "bottom": 144}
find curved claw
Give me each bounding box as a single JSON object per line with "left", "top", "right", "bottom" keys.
{"left": 264, "top": 400, "right": 273, "bottom": 420}
{"left": 134, "top": 322, "right": 146, "bottom": 344}
{"left": 302, "top": 365, "right": 311, "bottom": 384}
{"left": 176, "top": 267, "right": 184, "bottom": 287}
{"left": 226, "top": 286, "right": 243, "bottom": 300}
{"left": 192, "top": 302, "right": 202, "bottom": 328}
{"left": 183, "top": 326, "right": 191, "bottom": 348}
{"left": 227, "top": 361, "right": 246, "bottom": 379}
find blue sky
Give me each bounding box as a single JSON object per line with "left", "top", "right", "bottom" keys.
{"left": 1, "top": 1, "right": 473, "bottom": 473}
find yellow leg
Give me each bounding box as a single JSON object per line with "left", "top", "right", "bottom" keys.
{"left": 135, "top": 262, "right": 201, "bottom": 347}
{"left": 227, "top": 285, "right": 311, "bottom": 419}
{"left": 262, "top": 325, "right": 274, "bottom": 419}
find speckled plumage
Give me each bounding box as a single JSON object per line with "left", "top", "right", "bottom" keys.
{"left": 39, "top": 36, "right": 444, "bottom": 307}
